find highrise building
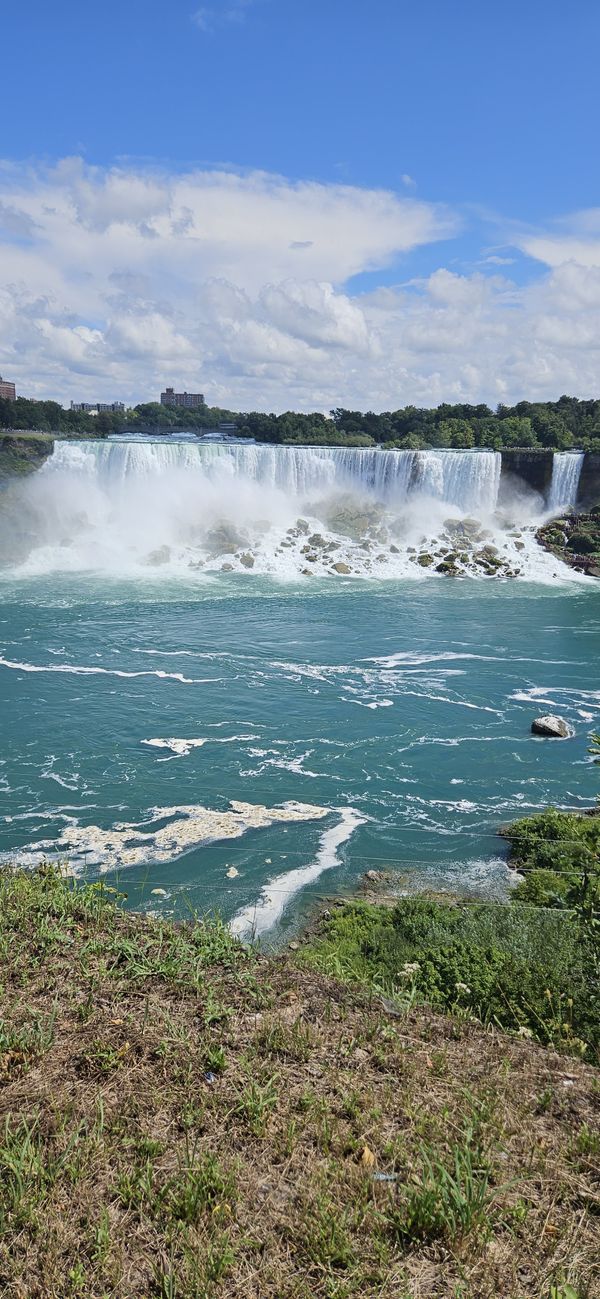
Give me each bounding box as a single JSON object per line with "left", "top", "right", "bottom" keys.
{"left": 0, "top": 376, "right": 16, "bottom": 401}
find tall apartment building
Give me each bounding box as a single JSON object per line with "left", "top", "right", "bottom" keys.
{"left": 160, "top": 387, "right": 205, "bottom": 409}
{"left": 0, "top": 376, "right": 16, "bottom": 401}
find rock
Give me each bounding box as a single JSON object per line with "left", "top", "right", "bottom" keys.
{"left": 307, "top": 533, "right": 325, "bottom": 548}
{"left": 531, "top": 715, "right": 574, "bottom": 739}
{"left": 364, "top": 870, "right": 383, "bottom": 882}
{"left": 206, "top": 523, "right": 247, "bottom": 555}
{"left": 332, "top": 561, "right": 351, "bottom": 574}
{"left": 151, "top": 887, "right": 168, "bottom": 896}
{"left": 390, "top": 544, "right": 400, "bottom": 554}
{"left": 220, "top": 562, "right": 234, "bottom": 572}
{"left": 239, "top": 552, "right": 255, "bottom": 568}
{"left": 225, "top": 866, "right": 239, "bottom": 878}
{"left": 145, "top": 545, "right": 171, "bottom": 566}
{"left": 305, "top": 552, "right": 318, "bottom": 564}
{"left": 296, "top": 518, "right": 309, "bottom": 533}
{"left": 417, "top": 553, "right": 434, "bottom": 567}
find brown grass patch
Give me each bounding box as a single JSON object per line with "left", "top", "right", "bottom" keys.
{"left": 0, "top": 868, "right": 598, "bottom": 1298}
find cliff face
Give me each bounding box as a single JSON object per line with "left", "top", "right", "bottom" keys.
{"left": 0, "top": 433, "right": 54, "bottom": 479}
{"left": 577, "top": 453, "right": 600, "bottom": 507}
{"left": 499, "top": 449, "right": 554, "bottom": 501}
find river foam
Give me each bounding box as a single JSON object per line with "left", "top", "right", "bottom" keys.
{"left": 4, "top": 800, "right": 331, "bottom": 874}
{"left": 230, "top": 807, "right": 366, "bottom": 939}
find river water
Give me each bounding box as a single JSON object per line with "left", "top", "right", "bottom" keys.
{"left": 0, "top": 441, "right": 598, "bottom": 941}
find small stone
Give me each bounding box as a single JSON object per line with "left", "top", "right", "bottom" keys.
{"left": 151, "top": 887, "right": 168, "bottom": 896}
{"left": 288, "top": 941, "right": 300, "bottom": 951}
{"left": 332, "top": 561, "right": 351, "bottom": 574}
{"left": 221, "top": 563, "right": 234, "bottom": 572}
{"left": 239, "top": 552, "right": 255, "bottom": 568}
{"left": 225, "top": 866, "right": 239, "bottom": 879}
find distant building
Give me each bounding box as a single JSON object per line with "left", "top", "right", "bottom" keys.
{"left": 0, "top": 376, "right": 16, "bottom": 401}
{"left": 70, "top": 401, "right": 126, "bottom": 414}
{"left": 160, "top": 387, "right": 205, "bottom": 409}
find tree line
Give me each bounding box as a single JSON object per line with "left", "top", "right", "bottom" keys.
{"left": 2, "top": 394, "right": 600, "bottom": 451}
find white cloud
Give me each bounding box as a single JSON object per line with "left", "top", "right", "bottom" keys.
{"left": 1, "top": 158, "right": 600, "bottom": 411}
{"left": 192, "top": 0, "right": 260, "bottom": 32}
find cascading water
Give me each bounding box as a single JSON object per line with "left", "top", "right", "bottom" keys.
{"left": 0, "top": 439, "right": 588, "bottom": 581}
{"left": 42, "top": 440, "right": 501, "bottom": 509}
{"left": 547, "top": 451, "right": 585, "bottom": 511}
{"left": 413, "top": 450, "right": 501, "bottom": 513}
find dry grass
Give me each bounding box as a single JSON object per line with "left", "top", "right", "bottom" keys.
{"left": 0, "top": 868, "right": 598, "bottom": 1299}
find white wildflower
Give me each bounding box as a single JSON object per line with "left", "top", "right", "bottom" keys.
{"left": 400, "top": 961, "right": 420, "bottom": 979}
{"left": 455, "top": 981, "right": 471, "bottom": 994}
{"left": 517, "top": 1026, "right": 533, "bottom": 1039}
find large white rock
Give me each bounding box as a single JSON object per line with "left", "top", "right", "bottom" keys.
{"left": 531, "top": 715, "right": 574, "bottom": 738}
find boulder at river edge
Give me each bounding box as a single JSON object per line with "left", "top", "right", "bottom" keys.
{"left": 531, "top": 715, "right": 574, "bottom": 738}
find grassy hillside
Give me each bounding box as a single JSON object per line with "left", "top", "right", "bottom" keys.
{"left": 0, "top": 432, "right": 55, "bottom": 479}
{"left": 1, "top": 867, "right": 598, "bottom": 1299}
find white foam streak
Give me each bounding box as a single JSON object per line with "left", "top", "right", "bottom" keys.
{"left": 4, "top": 800, "right": 330, "bottom": 874}
{"left": 0, "top": 656, "right": 200, "bottom": 683}
{"left": 142, "top": 734, "right": 260, "bottom": 757}
{"left": 230, "top": 808, "right": 366, "bottom": 939}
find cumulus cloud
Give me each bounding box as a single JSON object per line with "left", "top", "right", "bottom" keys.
{"left": 0, "top": 157, "right": 600, "bottom": 410}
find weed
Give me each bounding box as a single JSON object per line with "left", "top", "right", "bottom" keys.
{"left": 165, "top": 1145, "right": 236, "bottom": 1224}
{"left": 387, "top": 1140, "right": 497, "bottom": 1246}
{"left": 300, "top": 1196, "right": 356, "bottom": 1270}
{"left": 233, "top": 1071, "right": 279, "bottom": 1136}
{"left": 254, "top": 1015, "right": 314, "bottom": 1062}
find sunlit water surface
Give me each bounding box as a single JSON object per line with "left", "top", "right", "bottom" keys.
{"left": 1, "top": 572, "right": 598, "bottom": 942}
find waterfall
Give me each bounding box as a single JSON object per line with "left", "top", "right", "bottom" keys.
{"left": 548, "top": 452, "right": 585, "bottom": 511}
{"left": 413, "top": 450, "right": 501, "bottom": 513}
{"left": 4, "top": 437, "right": 586, "bottom": 581}
{"left": 42, "top": 440, "right": 502, "bottom": 513}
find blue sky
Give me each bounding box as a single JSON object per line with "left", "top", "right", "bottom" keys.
{"left": 1, "top": 0, "right": 599, "bottom": 410}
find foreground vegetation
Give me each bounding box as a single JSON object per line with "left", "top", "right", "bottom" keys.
{"left": 304, "top": 802, "right": 599, "bottom": 1062}
{"left": 537, "top": 509, "right": 600, "bottom": 578}
{"left": 1, "top": 867, "right": 598, "bottom": 1298}
{"left": 3, "top": 392, "right": 600, "bottom": 450}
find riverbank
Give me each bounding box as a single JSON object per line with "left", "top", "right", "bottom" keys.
{"left": 0, "top": 432, "right": 55, "bottom": 480}
{"left": 1, "top": 865, "right": 598, "bottom": 1299}
{"left": 536, "top": 509, "right": 600, "bottom": 577}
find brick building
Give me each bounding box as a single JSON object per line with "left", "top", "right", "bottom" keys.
{"left": 0, "top": 376, "right": 16, "bottom": 401}
{"left": 160, "top": 387, "right": 205, "bottom": 409}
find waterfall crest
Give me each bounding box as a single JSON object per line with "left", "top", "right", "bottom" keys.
{"left": 45, "top": 439, "right": 502, "bottom": 512}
